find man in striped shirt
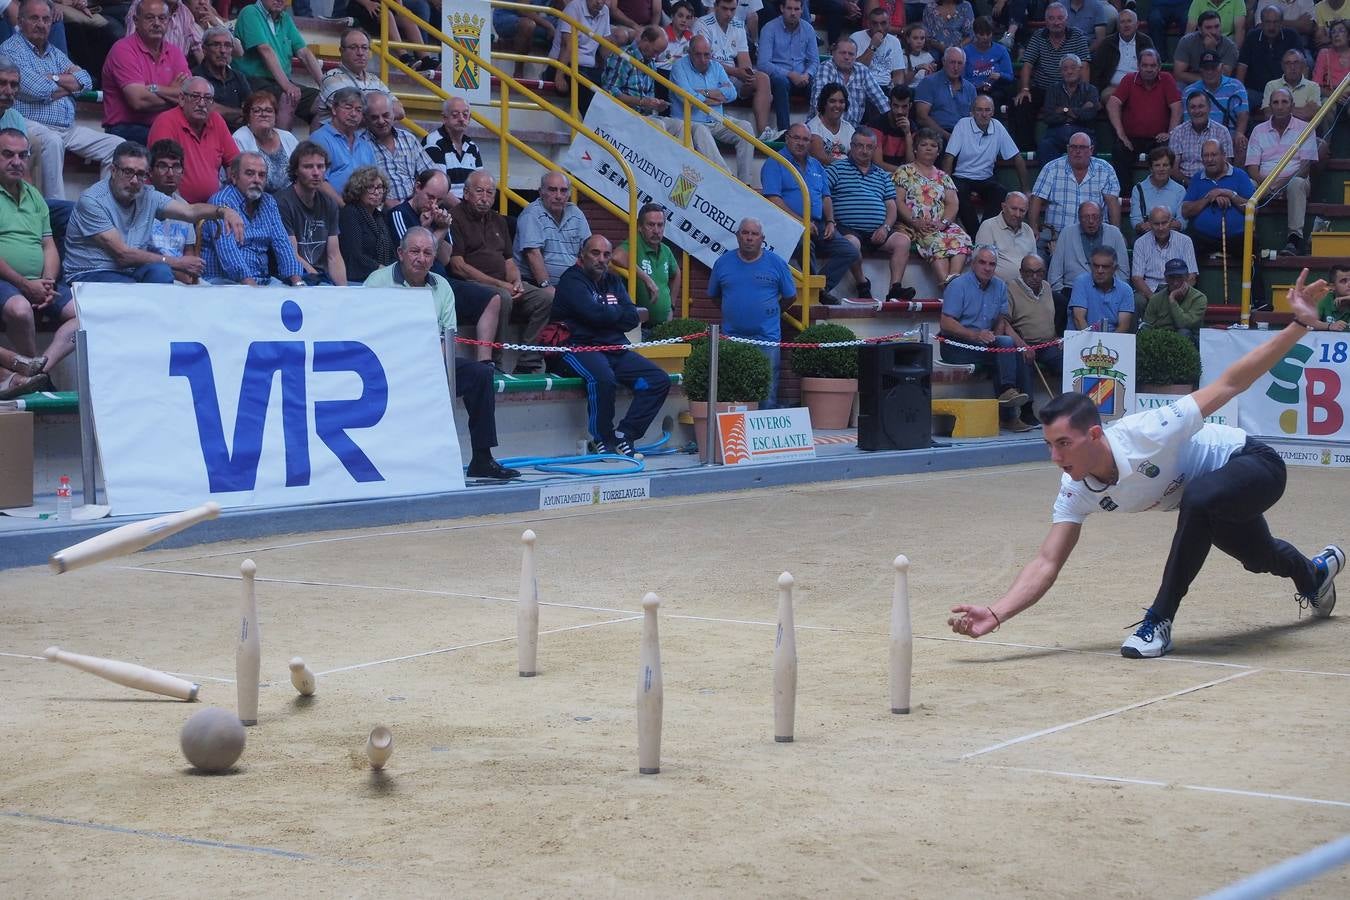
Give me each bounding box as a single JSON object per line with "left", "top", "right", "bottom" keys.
{"left": 364, "top": 92, "right": 434, "bottom": 206}
{"left": 1011, "top": 3, "right": 1093, "bottom": 147}
{"left": 422, "top": 96, "right": 484, "bottom": 205}
{"left": 827, "top": 127, "right": 915, "bottom": 301}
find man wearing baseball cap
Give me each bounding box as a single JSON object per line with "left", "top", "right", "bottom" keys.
{"left": 1141, "top": 257, "right": 1207, "bottom": 343}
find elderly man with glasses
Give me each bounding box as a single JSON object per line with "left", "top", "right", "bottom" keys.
{"left": 316, "top": 27, "right": 403, "bottom": 126}
{"left": 192, "top": 26, "right": 253, "bottom": 130}
{"left": 146, "top": 75, "right": 239, "bottom": 203}
{"left": 1028, "top": 131, "right": 1120, "bottom": 259}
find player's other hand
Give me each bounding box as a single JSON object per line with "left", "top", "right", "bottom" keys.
{"left": 948, "top": 604, "right": 999, "bottom": 638}
{"left": 1288, "top": 267, "right": 1329, "bottom": 326}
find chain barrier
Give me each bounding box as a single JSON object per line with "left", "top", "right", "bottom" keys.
{"left": 453, "top": 327, "right": 931, "bottom": 353}
{"left": 934, "top": 335, "right": 1065, "bottom": 353}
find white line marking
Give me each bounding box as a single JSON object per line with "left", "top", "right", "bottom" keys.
{"left": 960, "top": 669, "right": 1262, "bottom": 759}
{"left": 0, "top": 651, "right": 47, "bottom": 661}
{"left": 991, "top": 766, "right": 1350, "bottom": 810}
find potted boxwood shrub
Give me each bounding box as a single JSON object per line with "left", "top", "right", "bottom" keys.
{"left": 791, "top": 322, "right": 860, "bottom": 429}
{"left": 683, "top": 338, "right": 771, "bottom": 462}
{"left": 1136, "top": 328, "right": 1201, "bottom": 394}
{"left": 642, "top": 318, "right": 708, "bottom": 374}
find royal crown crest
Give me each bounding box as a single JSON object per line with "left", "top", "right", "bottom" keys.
{"left": 1079, "top": 339, "right": 1120, "bottom": 370}
{"left": 1071, "top": 337, "right": 1128, "bottom": 421}
{"left": 449, "top": 12, "right": 487, "bottom": 91}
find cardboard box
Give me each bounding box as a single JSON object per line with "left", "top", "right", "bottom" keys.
{"left": 0, "top": 409, "right": 35, "bottom": 508}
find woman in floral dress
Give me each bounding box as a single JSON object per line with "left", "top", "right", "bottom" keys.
{"left": 892, "top": 128, "right": 971, "bottom": 286}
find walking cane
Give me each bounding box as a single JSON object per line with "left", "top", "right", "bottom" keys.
{"left": 1221, "top": 212, "right": 1230, "bottom": 307}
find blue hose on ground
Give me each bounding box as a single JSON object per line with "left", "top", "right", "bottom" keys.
{"left": 494, "top": 432, "right": 685, "bottom": 476}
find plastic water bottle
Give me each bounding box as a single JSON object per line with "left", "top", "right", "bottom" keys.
{"left": 56, "top": 475, "right": 72, "bottom": 522}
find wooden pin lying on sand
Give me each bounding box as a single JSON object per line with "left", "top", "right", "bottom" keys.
{"left": 43, "top": 646, "right": 199, "bottom": 701}
{"left": 288, "top": 657, "right": 316, "bottom": 696}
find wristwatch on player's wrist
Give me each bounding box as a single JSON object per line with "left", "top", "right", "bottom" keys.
{"left": 539, "top": 279, "right": 550, "bottom": 288}
{"left": 149, "top": 83, "right": 159, "bottom": 95}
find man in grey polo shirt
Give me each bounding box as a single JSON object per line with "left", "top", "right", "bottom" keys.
{"left": 940, "top": 94, "right": 1029, "bottom": 240}
{"left": 513, "top": 170, "right": 591, "bottom": 301}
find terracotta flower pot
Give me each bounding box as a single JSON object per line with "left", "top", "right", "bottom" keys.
{"left": 689, "top": 400, "right": 759, "bottom": 463}
{"left": 800, "top": 376, "right": 858, "bottom": 429}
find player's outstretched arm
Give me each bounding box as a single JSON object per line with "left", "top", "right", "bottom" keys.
{"left": 949, "top": 522, "right": 1081, "bottom": 638}
{"left": 1192, "top": 268, "right": 1328, "bottom": 418}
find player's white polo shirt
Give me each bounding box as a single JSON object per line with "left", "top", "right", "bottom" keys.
{"left": 1052, "top": 395, "right": 1247, "bottom": 524}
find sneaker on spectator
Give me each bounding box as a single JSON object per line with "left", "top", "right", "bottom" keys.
{"left": 997, "top": 387, "right": 1029, "bottom": 408}
{"left": 1120, "top": 610, "right": 1173, "bottom": 658}
{"left": 1300, "top": 544, "right": 1344, "bottom": 618}
{"left": 887, "top": 281, "right": 916, "bottom": 301}
{"left": 758, "top": 126, "right": 784, "bottom": 142}
{"left": 818, "top": 290, "right": 843, "bottom": 306}
{"left": 1001, "top": 417, "right": 1033, "bottom": 433}
{"left": 614, "top": 437, "right": 639, "bottom": 458}
{"left": 589, "top": 439, "right": 615, "bottom": 455}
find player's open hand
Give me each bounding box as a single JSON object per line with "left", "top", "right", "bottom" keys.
{"left": 948, "top": 604, "right": 999, "bottom": 638}
{"left": 1287, "top": 267, "right": 1329, "bottom": 325}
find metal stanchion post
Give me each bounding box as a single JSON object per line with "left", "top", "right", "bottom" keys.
{"left": 704, "top": 325, "right": 720, "bottom": 466}
{"left": 74, "top": 329, "right": 98, "bottom": 506}
{"left": 443, "top": 327, "right": 457, "bottom": 401}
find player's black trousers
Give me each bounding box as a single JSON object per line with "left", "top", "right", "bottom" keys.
{"left": 1151, "top": 437, "right": 1317, "bottom": 622}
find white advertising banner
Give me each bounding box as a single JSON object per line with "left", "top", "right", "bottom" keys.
{"left": 717, "top": 407, "right": 816, "bottom": 465}
{"left": 1060, "top": 331, "right": 1136, "bottom": 422}
{"left": 560, "top": 92, "right": 805, "bottom": 269}
{"left": 441, "top": 0, "right": 492, "bottom": 106}
{"left": 1201, "top": 328, "right": 1350, "bottom": 443}
{"left": 77, "top": 285, "right": 463, "bottom": 515}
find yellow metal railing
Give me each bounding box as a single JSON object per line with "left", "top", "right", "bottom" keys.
{"left": 1240, "top": 71, "right": 1350, "bottom": 324}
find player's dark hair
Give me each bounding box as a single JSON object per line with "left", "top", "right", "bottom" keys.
{"left": 1330, "top": 263, "right": 1350, "bottom": 280}
{"left": 1041, "top": 391, "right": 1101, "bottom": 432}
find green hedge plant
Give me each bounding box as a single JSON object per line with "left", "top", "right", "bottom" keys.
{"left": 649, "top": 318, "right": 709, "bottom": 345}
{"left": 683, "top": 339, "right": 772, "bottom": 403}
{"left": 790, "top": 323, "right": 860, "bottom": 379}
{"left": 1136, "top": 328, "right": 1201, "bottom": 386}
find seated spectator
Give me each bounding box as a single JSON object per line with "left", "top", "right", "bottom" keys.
{"left": 1173, "top": 11, "right": 1239, "bottom": 86}
{"left": 1130, "top": 206, "right": 1197, "bottom": 302}
{"left": 812, "top": 0, "right": 864, "bottom": 47}
{"left": 894, "top": 128, "right": 972, "bottom": 288}
{"left": 1090, "top": 9, "right": 1152, "bottom": 105}
{"left": 337, "top": 165, "right": 395, "bottom": 283}
{"left": 851, "top": 3, "right": 905, "bottom": 84}
{"left": 604, "top": 25, "right": 717, "bottom": 152}
{"left": 1106, "top": 49, "right": 1181, "bottom": 198}
{"left": 1148, "top": 0, "right": 1189, "bottom": 51}
{"left": 64, "top": 140, "right": 243, "bottom": 284}
{"left": 231, "top": 90, "right": 297, "bottom": 194}
{"left": 552, "top": 0, "right": 618, "bottom": 107}
{"left": 1129, "top": 146, "right": 1187, "bottom": 236}
{"left": 449, "top": 170, "right": 554, "bottom": 374}
{"left": 913, "top": 47, "right": 977, "bottom": 141}
{"left": 1313, "top": 22, "right": 1350, "bottom": 98}
{"left": 551, "top": 234, "right": 671, "bottom": 453}
{"left": 938, "top": 244, "right": 1035, "bottom": 432}
{"left": 202, "top": 152, "right": 303, "bottom": 285}
{"left": 310, "top": 87, "right": 376, "bottom": 204}
{"left": 613, "top": 202, "right": 683, "bottom": 329}
{"left": 1181, "top": 138, "right": 1255, "bottom": 258}
{"left": 1236, "top": 6, "right": 1302, "bottom": 117}
{"left": 232, "top": 0, "right": 323, "bottom": 130}
{"left": 807, "top": 83, "right": 855, "bottom": 164}
{"left": 1168, "top": 92, "right": 1234, "bottom": 185}
{"left": 1141, "top": 257, "right": 1207, "bottom": 341}
{"left": 1068, "top": 245, "right": 1134, "bottom": 332}
{"left": 757, "top": 0, "right": 817, "bottom": 135}
{"left": 316, "top": 28, "right": 403, "bottom": 126}
{"left": 102, "top": 0, "right": 192, "bottom": 145}
{"left": 514, "top": 171, "right": 592, "bottom": 299}
{"left": 124, "top": 0, "right": 201, "bottom": 65}
{"left": 922, "top": 0, "right": 973, "bottom": 54}
{"left": 1277, "top": 0, "right": 1317, "bottom": 42}
{"left": 365, "top": 93, "right": 432, "bottom": 207}
{"left": 697, "top": 0, "right": 774, "bottom": 139}
{"left": 941, "top": 94, "right": 1027, "bottom": 239}
{"left": 964, "top": 16, "right": 1014, "bottom": 107}
{"left": 275, "top": 140, "right": 347, "bottom": 286}
{"left": 193, "top": 26, "right": 252, "bottom": 130}
{"left": 1313, "top": 263, "right": 1350, "bottom": 331}
{"left": 1246, "top": 87, "right": 1319, "bottom": 257}
{"left": 708, "top": 217, "right": 796, "bottom": 407}
{"left": 974, "top": 191, "right": 1037, "bottom": 285}
{"left": 4, "top": 0, "right": 121, "bottom": 199}
{"left": 146, "top": 138, "right": 202, "bottom": 284}
{"left": 1315, "top": 0, "right": 1348, "bottom": 48}
{"left": 1184, "top": 0, "right": 1246, "bottom": 51}
{"left": 0, "top": 54, "right": 21, "bottom": 133}
{"left": 1028, "top": 132, "right": 1121, "bottom": 255}
{"left": 364, "top": 227, "right": 521, "bottom": 481}
{"left": 1182, "top": 52, "right": 1251, "bottom": 159}
{"left": 146, "top": 75, "right": 237, "bottom": 204}
{"left": 656, "top": 1, "right": 696, "bottom": 80}
{"left": 0, "top": 126, "right": 73, "bottom": 389}
{"left": 896, "top": 23, "right": 936, "bottom": 87}
{"left": 868, "top": 83, "right": 916, "bottom": 171}
{"left": 1005, "top": 251, "right": 1064, "bottom": 378}
{"left": 1036, "top": 53, "right": 1100, "bottom": 164}
{"left": 1049, "top": 199, "right": 1128, "bottom": 310}
{"left": 1260, "top": 49, "right": 1321, "bottom": 121}
{"left": 670, "top": 34, "right": 755, "bottom": 181}
{"left": 829, "top": 127, "right": 914, "bottom": 301}
{"left": 761, "top": 122, "right": 860, "bottom": 304}
{"left": 1011, "top": 5, "right": 1092, "bottom": 147}
{"left": 810, "top": 37, "right": 890, "bottom": 128}
{"left": 422, "top": 96, "right": 484, "bottom": 205}
{"left": 495, "top": 0, "right": 556, "bottom": 78}
{"left": 344, "top": 0, "right": 437, "bottom": 74}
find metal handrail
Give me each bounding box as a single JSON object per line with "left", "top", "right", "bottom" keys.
{"left": 1239, "top": 71, "right": 1350, "bottom": 324}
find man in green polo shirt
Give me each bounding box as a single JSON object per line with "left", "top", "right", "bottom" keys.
{"left": 1313, "top": 264, "right": 1350, "bottom": 332}
{"left": 1142, "top": 257, "right": 1207, "bottom": 343}
{"left": 0, "top": 127, "right": 75, "bottom": 397}
{"left": 234, "top": 0, "right": 325, "bottom": 129}
{"left": 612, "top": 202, "right": 680, "bottom": 334}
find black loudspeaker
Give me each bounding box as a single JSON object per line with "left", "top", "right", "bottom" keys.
{"left": 857, "top": 342, "right": 932, "bottom": 451}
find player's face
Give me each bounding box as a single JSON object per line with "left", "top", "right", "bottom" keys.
{"left": 1044, "top": 419, "right": 1100, "bottom": 480}
{"left": 1334, "top": 270, "right": 1350, "bottom": 297}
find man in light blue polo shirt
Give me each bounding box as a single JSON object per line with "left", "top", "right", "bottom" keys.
{"left": 671, "top": 34, "right": 754, "bottom": 181}
{"left": 938, "top": 244, "right": 1036, "bottom": 431}
{"left": 1069, "top": 245, "right": 1135, "bottom": 332}
{"left": 310, "top": 86, "right": 376, "bottom": 202}
{"left": 914, "top": 48, "right": 979, "bottom": 141}
{"left": 761, "top": 123, "right": 858, "bottom": 305}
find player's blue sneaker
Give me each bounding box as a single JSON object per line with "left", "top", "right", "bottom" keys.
{"left": 1121, "top": 610, "right": 1173, "bottom": 659}
{"left": 1300, "top": 544, "right": 1344, "bottom": 618}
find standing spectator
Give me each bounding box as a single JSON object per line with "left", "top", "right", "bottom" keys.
{"left": 193, "top": 26, "right": 252, "bottom": 130}
{"left": 603, "top": 25, "right": 717, "bottom": 152}
{"left": 1068, "top": 245, "right": 1134, "bottom": 332}
{"left": 964, "top": 16, "right": 1014, "bottom": 108}
{"left": 422, "top": 96, "right": 483, "bottom": 205}
{"left": 1106, "top": 49, "right": 1181, "bottom": 198}
{"left": 941, "top": 94, "right": 1028, "bottom": 238}
{"left": 670, "top": 34, "right": 756, "bottom": 181}
{"left": 613, "top": 202, "right": 682, "bottom": 328}
{"left": 1182, "top": 52, "right": 1250, "bottom": 159}
{"left": 1090, "top": 10, "right": 1152, "bottom": 105}
{"left": 1028, "top": 132, "right": 1121, "bottom": 254}
{"left": 1141, "top": 257, "right": 1208, "bottom": 341}
{"left": 64, "top": 140, "right": 243, "bottom": 284}
{"left": 365, "top": 93, "right": 433, "bottom": 207}
{"left": 975, "top": 191, "right": 1038, "bottom": 285}
{"left": 696, "top": 0, "right": 774, "bottom": 139}
{"left": 1130, "top": 206, "right": 1198, "bottom": 299}
{"left": 1011, "top": 4, "right": 1093, "bottom": 147}
{"left": 810, "top": 37, "right": 891, "bottom": 128}
{"left": 829, "top": 127, "right": 915, "bottom": 300}
{"left": 146, "top": 75, "right": 237, "bottom": 204}
{"left": 1005, "top": 252, "right": 1064, "bottom": 378}
{"left": 514, "top": 170, "right": 592, "bottom": 298}
{"left": 275, "top": 140, "right": 346, "bottom": 286}
{"left": 202, "top": 151, "right": 303, "bottom": 285}
{"left": 851, "top": 3, "right": 906, "bottom": 84}
{"left": 1169, "top": 92, "right": 1233, "bottom": 184}
{"left": 102, "top": 0, "right": 192, "bottom": 145}
{"left": 316, "top": 28, "right": 403, "bottom": 126}
{"left": 913, "top": 47, "right": 978, "bottom": 140}
{"left": 1172, "top": 11, "right": 1239, "bottom": 86}
{"left": 758, "top": 0, "right": 818, "bottom": 134}
{"left": 893, "top": 127, "right": 972, "bottom": 287}
{"left": 868, "top": 83, "right": 916, "bottom": 170}
{"left": 807, "top": 83, "right": 855, "bottom": 163}
{"left": 337, "top": 165, "right": 395, "bottom": 283}
{"left": 310, "top": 87, "right": 375, "bottom": 203}
{"left": 922, "top": 0, "right": 973, "bottom": 54}
{"left": 232, "top": 0, "right": 323, "bottom": 130}
{"left": 1180, "top": 138, "right": 1255, "bottom": 257}
{"left": 1237, "top": 5, "right": 1303, "bottom": 118}
{"left": 552, "top": 0, "right": 616, "bottom": 107}
{"left": 146, "top": 138, "right": 201, "bottom": 284}
{"left": 1049, "top": 199, "right": 1128, "bottom": 307}
{"left": 896, "top": 22, "right": 936, "bottom": 87}
{"left": 1185, "top": 0, "right": 1247, "bottom": 51}
{"left": 552, "top": 234, "right": 671, "bottom": 455}
{"left": 231, "top": 90, "right": 297, "bottom": 194}
{"left": 1038, "top": 52, "right": 1100, "bottom": 162}
{"left": 708, "top": 217, "right": 796, "bottom": 407}
{"left": 124, "top": 0, "right": 202, "bottom": 64}
{"left": 1259, "top": 49, "right": 1321, "bottom": 121}
{"left": 1246, "top": 87, "right": 1318, "bottom": 257}
{"left": 1129, "top": 146, "right": 1188, "bottom": 235}
{"left": 3, "top": 0, "right": 121, "bottom": 199}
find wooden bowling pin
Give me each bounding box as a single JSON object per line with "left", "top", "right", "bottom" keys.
{"left": 367, "top": 726, "right": 393, "bottom": 769}
{"left": 236, "top": 559, "right": 261, "bottom": 726}
{"left": 636, "top": 593, "right": 663, "bottom": 775}
{"left": 773, "top": 572, "right": 798, "bottom": 743}
{"left": 890, "top": 555, "right": 912, "bottom": 715}
{"left": 43, "top": 646, "right": 199, "bottom": 701}
{"left": 288, "top": 657, "right": 316, "bottom": 696}
{"left": 517, "top": 529, "right": 539, "bottom": 677}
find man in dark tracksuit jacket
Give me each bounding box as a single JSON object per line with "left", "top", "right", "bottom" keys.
{"left": 551, "top": 235, "right": 671, "bottom": 457}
